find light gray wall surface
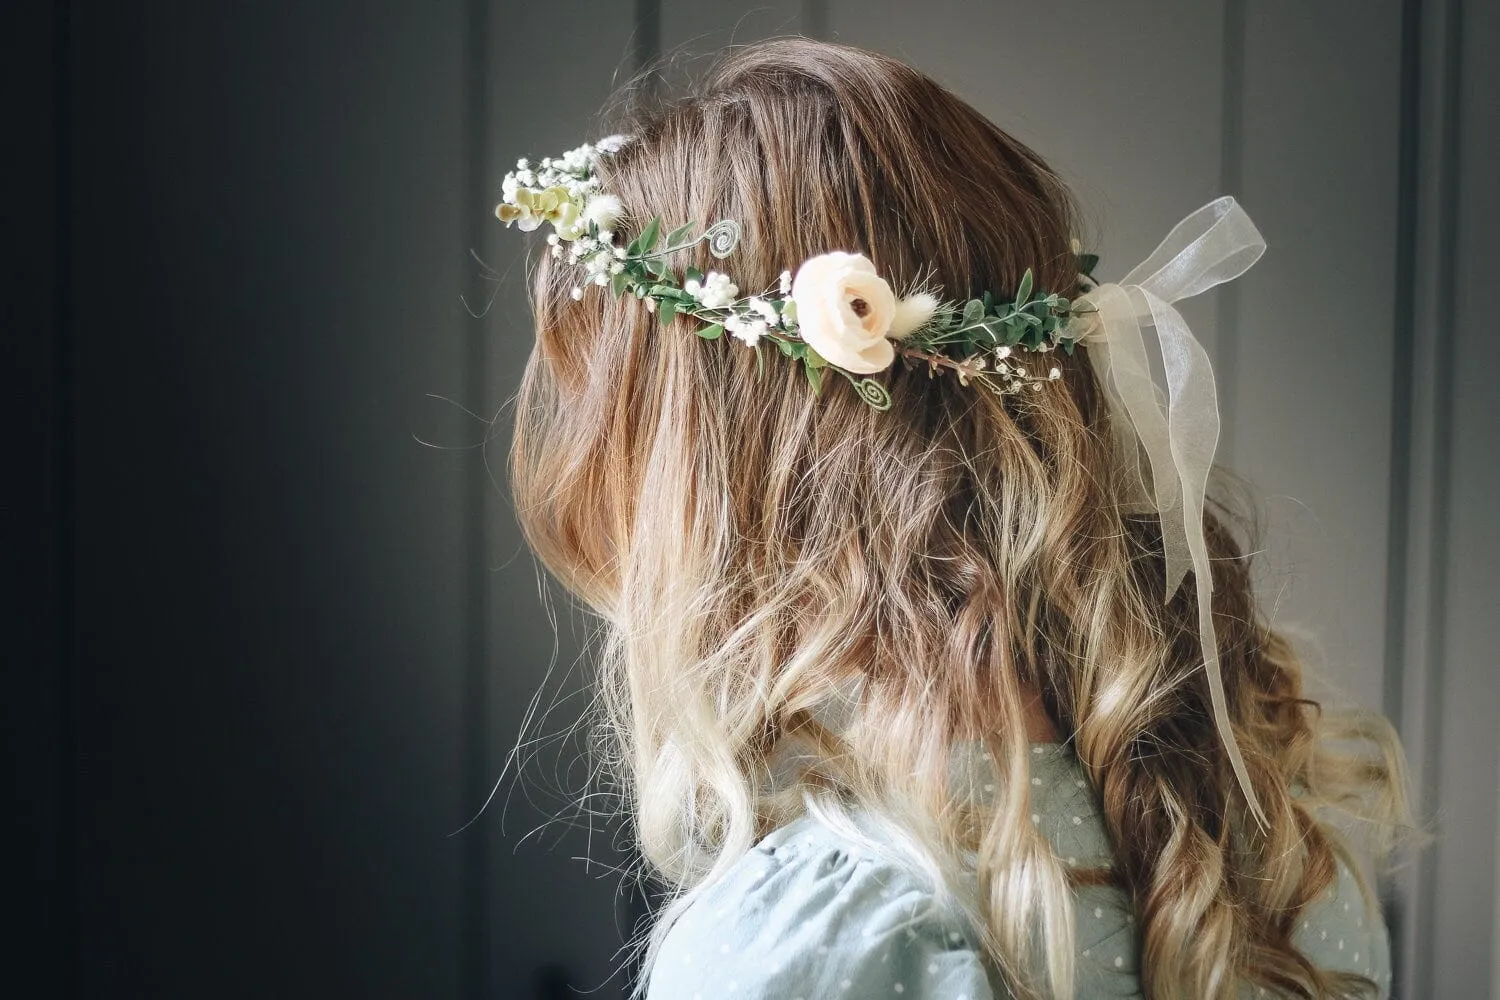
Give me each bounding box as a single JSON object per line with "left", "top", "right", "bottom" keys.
{"left": 475, "top": 2, "right": 1497, "bottom": 997}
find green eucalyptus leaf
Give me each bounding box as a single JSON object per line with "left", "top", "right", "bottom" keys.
{"left": 610, "top": 272, "right": 628, "bottom": 296}
{"left": 627, "top": 216, "right": 661, "bottom": 257}
{"left": 981, "top": 290, "right": 995, "bottom": 312}
{"left": 804, "top": 345, "right": 829, "bottom": 369}
{"left": 685, "top": 266, "right": 704, "bottom": 285}
{"left": 664, "top": 221, "right": 696, "bottom": 247}
{"left": 1015, "top": 268, "right": 1034, "bottom": 305}
{"left": 696, "top": 322, "right": 723, "bottom": 340}
{"left": 640, "top": 216, "right": 661, "bottom": 252}
{"left": 961, "top": 299, "right": 985, "bottom": 327}
{"left": 659, "top": 299, "right": 678, "bottom": 324}
{"left": 774, "top": 337, "right": 798, "bottom": 358}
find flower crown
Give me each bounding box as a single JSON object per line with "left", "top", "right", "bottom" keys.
{"left": 494, "top": 135, "right": 1101, "bottom": 410}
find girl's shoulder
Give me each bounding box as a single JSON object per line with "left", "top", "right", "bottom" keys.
{"left": 643, "top": 754, "right": 1394, "bottom": 1000}
{"left": 644, "top": 810, "right": 999, "bottom": 999}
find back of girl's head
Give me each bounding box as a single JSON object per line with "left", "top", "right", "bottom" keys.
{"left": 509, "top": 37, "right": 1415, "bottom": 1000}
{"left": 518, "top": 37, "right": 1099, "bottom": 617}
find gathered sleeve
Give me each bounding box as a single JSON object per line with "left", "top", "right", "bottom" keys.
{"left": 644, "top": 815, "right": 999, "bottom": 1000}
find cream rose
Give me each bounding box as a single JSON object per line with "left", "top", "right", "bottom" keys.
{"left": 789, "top": 252, "right": 897, "bottom": 374}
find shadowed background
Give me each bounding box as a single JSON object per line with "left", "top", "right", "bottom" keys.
{"left": 8, "top": 1, "right": 1497, "bottom": 998}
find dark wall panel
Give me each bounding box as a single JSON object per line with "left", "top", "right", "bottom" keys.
{"left": 68, "top": 3, "right": 471, "bottom": 995}
{"left": 5, "top": 0, "right": 68, "bottom": 994}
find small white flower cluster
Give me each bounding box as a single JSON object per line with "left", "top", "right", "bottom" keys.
{"left": 496, "top": 136, "right": 629, "bottom": 240}
{"left": 499, "top": 141, "right": 603, "bottom": 205}
{"left": 677, "top": 272, "right": 792, "bottom": 346}
{"left": 958, "top": 349, "right": 1065, "bottom": 394}
{"left": 723, "top": 296, "right": 783, "bottom": 346}
{"left": 554, "top": 230, "right": 629, "bottom": 299}
{"left": 684, "top": 272, "right": 738, "bottom": 309}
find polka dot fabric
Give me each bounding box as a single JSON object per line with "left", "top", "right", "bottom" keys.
{"left": 644, "top": 744, "right": 1391, "bottom": 999}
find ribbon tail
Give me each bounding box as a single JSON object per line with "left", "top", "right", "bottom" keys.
{"left": 1079, "top": 197, "right": 1271, "bottom": 830}
{"left": 1144, "top": 287, "right": 1270, "bottom": 829}
{"left": 1195, "top": 561, "right": 1269, "bottom": 830}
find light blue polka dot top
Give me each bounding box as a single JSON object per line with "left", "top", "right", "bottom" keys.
{"left": 644, "top": 742, "right": 1391, "bottom": 999}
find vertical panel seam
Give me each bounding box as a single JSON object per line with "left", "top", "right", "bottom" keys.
{"left": 1383, "top": 0, "right": 1424, "bottom": 986}
{"left": 1415, "top": 0, "right": 1463, "bottom": 995}
{"left": 1383, "top": 0, "right": 1422, "bottom": 984}
{"left": 1392, "top": 0, "right": 1464, "bottom": 996}
{"left": 1385, "top": 0, "right": 1421, "bottom": 790}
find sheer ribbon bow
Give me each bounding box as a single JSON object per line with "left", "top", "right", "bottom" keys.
{"left": 1072, "top": 196, "right": 1269, "bottom": 829}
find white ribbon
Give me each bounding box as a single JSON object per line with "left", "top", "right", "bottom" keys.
{"left": 1072, "top": 196, "right": 1270, "bottom": 829}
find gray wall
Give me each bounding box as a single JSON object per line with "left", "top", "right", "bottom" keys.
{"left": 15, "top": 1, "right": 1493, "bottom": 998}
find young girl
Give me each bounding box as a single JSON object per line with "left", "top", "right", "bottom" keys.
{"left": 499, "top": 38, "right": 1415, "bottom": 1000}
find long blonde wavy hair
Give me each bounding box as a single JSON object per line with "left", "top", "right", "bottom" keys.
{"left": 508, "top": 38, "right": 1417, "bottom": 1000}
